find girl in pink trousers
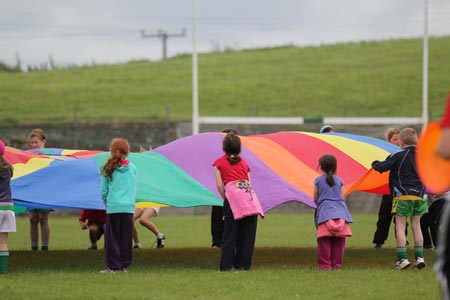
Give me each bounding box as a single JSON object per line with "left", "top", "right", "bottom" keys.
{"left": 314, "top": 154, "right": 353, "bottom": 270}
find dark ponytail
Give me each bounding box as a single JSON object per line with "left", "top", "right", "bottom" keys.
{"left": 222, "top": 132, "right": 242, "bottom": 165}
{"left": 319, "top": 154, "right": 337, "bottom": 187}
{"left": 325, "top": 173, "right": 335, "bottom": 187}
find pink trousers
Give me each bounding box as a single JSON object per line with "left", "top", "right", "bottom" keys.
{"left": 317, "top": 236, "right": 346, "bottom": 270}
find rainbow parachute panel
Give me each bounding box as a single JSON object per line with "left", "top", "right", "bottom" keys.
{"left": 5, "top": 131, "right": 398, "bottom": 212}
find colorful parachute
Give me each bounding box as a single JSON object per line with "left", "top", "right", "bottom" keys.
{"left": 6, "top": 131, "right": 398, "bottom": 212}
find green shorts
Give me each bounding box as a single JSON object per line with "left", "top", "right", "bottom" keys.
{"left": 392, "top": 199, "right": 428, "bottom": 217}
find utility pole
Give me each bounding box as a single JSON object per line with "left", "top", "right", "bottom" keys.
{"left": 141, "top": 29, "right": 186, "bottom": 60}
{"left": 192, "top": 0, "right": 199, "bottom": 136}
{"left": 422, "top": 0, "right": 429, "bottom": 128}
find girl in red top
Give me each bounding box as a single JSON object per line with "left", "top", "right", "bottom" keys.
{"left": 213, "top": 131, "right": 258, "bottom": 271}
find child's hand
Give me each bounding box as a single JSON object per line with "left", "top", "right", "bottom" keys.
{"left": 80, "top": 221, "right": 88, "bottom": 230}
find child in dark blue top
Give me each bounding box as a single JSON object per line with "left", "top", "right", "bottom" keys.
{"left": 372, "top": 128, "right": 428, "bottom": 270}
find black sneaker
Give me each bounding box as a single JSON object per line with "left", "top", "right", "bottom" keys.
{"left": 88, "top": 245, "right": 98, "bottom": 250}
{"left": 157, "top": 235, "right": 165, "bottom": 249}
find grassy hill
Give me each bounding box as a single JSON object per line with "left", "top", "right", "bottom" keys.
{"left": 1, "top": 36, "right": 449, "bottom": 124}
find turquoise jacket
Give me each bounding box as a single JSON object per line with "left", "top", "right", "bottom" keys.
{"left": 101, "top": 160, "right": 136, "bottom": 214}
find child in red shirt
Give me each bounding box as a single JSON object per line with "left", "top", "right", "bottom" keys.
{"left": 213, "top": 131, "right": 261, "bottom": 271}
{"left": 79, "top": 209, "right": 107, "bottom": 250}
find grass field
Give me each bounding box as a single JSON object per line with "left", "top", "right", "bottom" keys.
{"left": 3, "top": 212, "right": 441, "bottom": 300}
{"left": 1, "top": 37, "right": 450, "bottom": 124}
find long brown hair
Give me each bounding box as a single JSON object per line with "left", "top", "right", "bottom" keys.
{"left": 101, "top": 138, "right": 130, "bottom": 179}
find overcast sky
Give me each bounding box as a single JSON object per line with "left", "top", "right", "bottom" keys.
{"left": 1, "top": 0, "right": 450, "bottom": 68}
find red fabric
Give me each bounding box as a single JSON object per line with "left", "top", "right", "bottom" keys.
{"left": 79, "top": 209, "right": 107, "bottom": 224}
{"left": 213, "top": 155, "right": 250, "bottom": 185}
{"left": 441, "top": 93, "right": 450, "bottom": 128}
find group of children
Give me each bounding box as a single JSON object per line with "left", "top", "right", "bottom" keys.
{"left": 371, "top": 128, "right": 428, "bottom": 269}
{"left": 315, "top": 124, "right": 446, "bottom": 270}
{"left": 0, "top": 132, "right": 166, "bottom": 274}
{"left": 87, "top": 132, "right": 264, "bottom": 273}
{"left": 316, "top": 125, "right": 430, "bottom": 270}
{"left": 0, "top": 115, "right": 449, "bottom": 275}
{"left": 140, "top": 125, "right": 438, "bottom": 272}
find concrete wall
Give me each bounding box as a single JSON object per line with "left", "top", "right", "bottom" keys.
{"left": 0, "top": 121, "right": 177, "bottom": 151}
{"left": 0, "top": 121, "right": 422, "bottom": 150}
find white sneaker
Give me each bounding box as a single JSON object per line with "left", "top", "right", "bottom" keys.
{"left": 414, "top": 257, "right": 426, "bottom": 270}
{"left": 395, "top": 258, "right": 411, "bottom": 270}
{"left": 100, "top": 268, "right": 116, "bottom": 274}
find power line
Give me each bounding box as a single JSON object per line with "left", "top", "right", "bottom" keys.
{"left": 141, "top": 29, "right": 186, "bottom": 60}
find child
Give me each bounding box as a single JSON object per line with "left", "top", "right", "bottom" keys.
{"left": 314, "top": 154, "right": 353, "bottom": 270}
{"left": 0, "top": 139, "right": 15, "bottom": 274}
{"left": 213, "top": 131, "right": 263, "bottom": 271}
{"left": 210, "top": 129, "right": 238, "bottom": 249}
{"left": 100, "top": 138, "right": 136, "bottom": 273}
{"left": 373, "top": 128, "right": 401, "bottom": 248}
{"left": 28, "top": 128, "right": 52, "bottom": 251}
{"left": 421, "top": 192, "right": 448, "bottom": 249}
{"left": 372, "top": 128, "right": 428, "bottom": 270}
{"left": 319, "top": 125, "right": 335, "bottom": 133}
{"left": 132, "top": 207, "right": 165, "bottom": 249}
{"left": 78, "top": 209, "right": 107, "bottom": 250}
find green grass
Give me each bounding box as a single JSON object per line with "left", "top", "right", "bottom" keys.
{"left": 3, "top": 213, "right": 440, "bottom": 300}
{"left": 1, "top": 37, "right": 450, "bottom": 124}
